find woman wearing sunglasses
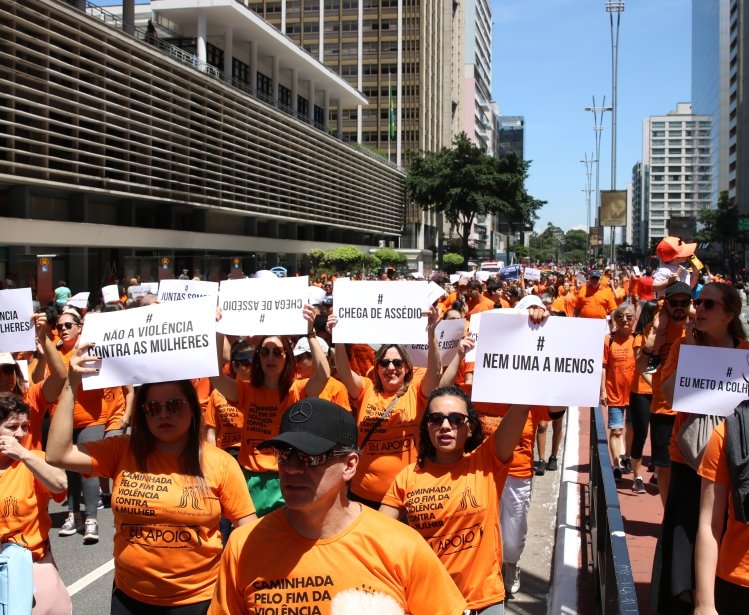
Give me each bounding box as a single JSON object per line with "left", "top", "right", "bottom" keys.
{"left": 650, "top": 282, "right": 748, "bottom": 615}
{"left": 53, "top": 308, "right": 130, "bottom": 544}
{"left": 212, "top": 306, "right": 329, "bottom": 516}
{"left": 380, "top": 386, "right": 531, "bottom": 614}
{"left": 47, "top": 349, "right": 255, "bottom": 615}
{"left": 330, "top": 307, "right": 441, "bottom": 508}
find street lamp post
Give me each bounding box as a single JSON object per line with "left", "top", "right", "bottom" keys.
{"left": 580, "top": 154, "right": 596, "bottom": 257}
{"left": 585, "top": 96, "right": 612, "bottom": 256}
{"left": 606, "top": 1, "right": 624, "bottom": 258}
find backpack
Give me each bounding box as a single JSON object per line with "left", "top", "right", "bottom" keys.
{"left": 0, "top": 542, "right": 33, "bottom": 615}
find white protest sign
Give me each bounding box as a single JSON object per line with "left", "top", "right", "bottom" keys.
{"left": 476, "top": 271, "right": 492, "bottom": 282}
{"left": 576, "top": 273, "right": 587, "bottom": 285}
{"left": 332, "top": 280, "right": 429, "bottom": 344}
{"left": 672, "top": 345, "right": 749, "bottom": 416}
{"left": 0, "top": 288, "right": 35, "bottom": 352}
{"left": 102, "top": 285, "right": 119, "bottom": 304}
{"left": 16, "top": 359, "right": 29, "bottom": 385}
{"left": 127, "top": 285, "right": 151, "bottom": 300}
{"left": 147, "top": 282, "right": 159, "bottom": 294}
{"left": 472, "top": 312, "right": 607, "bottom": 406}
{"left": 217, "top": 276, "right": 309, "bottom": 336}
{"left": 78, "top": 298, "right": 218, "bottom": 390}
{"left": 426, "top": 281, "right": 446, "bottom": 307}
{"left": 449, "top": 274, "right": 460, "bottom": 284}
{"left": 464, "top": 312, "right": 483, "bottom": 363}
{"left": 158, "top": 279, "right": 218, "bottom": 304}
{"left": 405, "top": 318, "right": 466, "bottom": 368}
{"left": 68, "top": 292, "right": 90, "bottom": 309}
{"left": 523, "top": 267, "right": 541, "bottom": 282}
{"left": 633, "top": 266, "right": 642, "bottom": 276}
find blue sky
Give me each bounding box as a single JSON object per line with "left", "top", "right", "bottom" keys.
{"left": 492, "top": 0, "right": 692, "bottom": 234}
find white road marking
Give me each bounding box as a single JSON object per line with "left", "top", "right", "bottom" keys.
{"left": 66, "top": 558, "right": 115, "bottom": 596}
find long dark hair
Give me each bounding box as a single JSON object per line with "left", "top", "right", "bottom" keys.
{"left": 250, "top": 336, "right": 296, "bottom": 401}
{"left": 130, "top": 380, "right": 204, "bottom": 482}
{"left": 416, "top": 386, "right": 484, "bottom": 468}
{"left": 635, "top": 299, "right": 658, "bottom": 335}
{"left": 700, "top": 282, "right": 747, "bottom": 342}
{"left": 372, "top": 344, "right": 413, "bottom": 395}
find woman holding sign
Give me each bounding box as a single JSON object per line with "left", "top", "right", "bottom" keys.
{"left": 330, "top": 306, "right": 442, "bottom": 507}
{"left": 651, "top": 282, "right": 748, "bottom": 615}
{"left": 380, "top": 386, "right": 531, "bottom": 612}
{"left": 47, "top": 353, "right": 255, "bottom": 615}
{"left": 212, "top": 305, "right": 330, "bottom": 516}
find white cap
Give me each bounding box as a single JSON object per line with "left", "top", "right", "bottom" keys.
{"left": 253, "top": 270, "right": 277, "bottom": 280}
{"left": 293, "top": 337, "right": 329, "bottom": 357}
{"left": 516, "top": 295, "right": 544, "bottom": 310}
{"left": 308, "top": 285, "right": 326, "bottom": 306}
{"left": 0, "top": 352, "right": 16, "bottom": 366}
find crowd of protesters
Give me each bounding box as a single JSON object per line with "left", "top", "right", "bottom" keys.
{"left": 1, "top": 236, "right": 748, "bottom": 614}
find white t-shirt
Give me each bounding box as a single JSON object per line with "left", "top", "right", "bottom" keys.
{"left": 653, "top": 262, "right": 690, "bottom": 297}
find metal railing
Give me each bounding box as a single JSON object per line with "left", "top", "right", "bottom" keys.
{"left": 73, "top": 1, "right": 399, "bottom": 171}
{"left": 587, "top": 406, "right": 639, "bottom": 614}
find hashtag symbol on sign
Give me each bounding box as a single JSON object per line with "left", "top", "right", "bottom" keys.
{"left": 146, "top": 314, "right": 153, "bottom": 323}
{"left": 260, "top": 314, "right": 265, "bottom": 324}
{"left": 536, "top": 336, "right": 545, "bottom": 351}
{"left": 377, "top": 294, "right": 383, "bottom": 304}
{"left": 727, "top": 367, "right": 733, "bottom": 377}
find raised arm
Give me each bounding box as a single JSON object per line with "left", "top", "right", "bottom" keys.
{"left": 495, "top": 404, "right": 531, "bottom": 463}
{"left": 301, "top": 304, "right": 330, "bottom": 397}
{"left": 439, "top": 334, "right": 473, "bottom": 388}
{"left": 329, "top": 314, "right": 364, "bottom": 399}
{"left": 36, "top": 313, "right": 67, "bottom": 404}
{"left": 211, "top": 308, "right": 239, "bottom": 403}
{"left": 419, "top": 306, "right": 442, "bottom": 398}
{"left": 45, "top": 345, "right": 97, "bottom": 474}
{"left": 694, "top": 478, "right": 727, "bottom": 615}
{"left": 0, "top": 437, "right": 66, "bottom": 493}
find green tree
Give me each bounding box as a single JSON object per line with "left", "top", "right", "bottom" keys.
{"left": 564, "top": 229, "right": 588, "bottom": 264}
{"left": 323, "top": 246, "right": 364, "bottom": 273}
{"left": 694, "top": 191, "right": 749, "bottom": 275}
{"left": 405, "top": 133, "right": 545, "bottom": 262}
{"left": 372, "top": 247, "right": 406, "bottom": 268}
{"left": 442, "top": 252, "right": 465, "bottom": 273}
{"left": 306, "top": 248, "right": 326, "bottom": 277}
{"left": 513, "top": 244, "right": 528, "bottom": 259}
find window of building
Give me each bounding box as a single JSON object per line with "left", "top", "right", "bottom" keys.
{"left": 279, "top": 84, "right": 292, "bottom": 108}
{"left": 668, "top": 193, "right": 681, "bottom": 199}
{"left": 257, "top": 71, "right": 272, "bottom": 96}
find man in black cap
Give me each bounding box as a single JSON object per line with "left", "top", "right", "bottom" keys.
{"left": 209, "top": 398, "right": 466, "bottom": 615}
{"left": 637, "top": 281, "right": 692, "bottom": 507}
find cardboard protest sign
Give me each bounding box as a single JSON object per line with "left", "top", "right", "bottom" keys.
{"left": 426, "top": 281, "right": 447, "bottom": 307}
{"left": 672, "top": 345, "right": 749, "bottom": 416}
{"left": 68, "top": 292, "right": 90, "bottom": 309}
{"left": 102, "top": 285, "right": 119, "bottom": 304}
{"left": 217, "top": 276, "right": 309, "bottom": 336}
{"left": 472, "top": 312, "right": 607, "bottom": 406}
{"left": 158, "top": 279, "right": 218, "bottom": 304}
{"left": 332, "top": 280, "right": 429, "bottom": 344}
{"left": 0, "top": 288, "right": 35, "bottom": 352}
{"left": 78, "top": 298, "right": 218, "bottom": 390}
{"left": 523, "top": 267, "right": 541, "bottom": 282}
{"left": 500, "top": 265, "right": 520, "bottom": 281}
{"left": 405, "top": 318, "right": 466, "bottom": 368}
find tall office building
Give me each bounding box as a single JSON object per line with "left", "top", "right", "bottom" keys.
{"left": 496, "top": 116, "right": 525, "bottom": 160}
{"left": 691, "top": 0, "right": 733, "bottom": 204}
{"left": 636, "top": 103, "right": 712, "bottom": 250}
{"left": 0, "top": 0, "right": 404, "bottom": 291}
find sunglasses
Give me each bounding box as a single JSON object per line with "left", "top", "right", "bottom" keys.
{"left": 426, "top": 412, "right": 470, "bottom": 429}
{"left": 693, "top": 297, "right": 725, "bottom": 310}
{"left": 614, "top": 313, "right": 634, "bottom": 320}
{"left": 56, "top": 322, "right": 78, "bottom": 331}
{"left": 0, "top": 365, "right": 17, "bottom": 376}
{"left": 233, "top": 359, "right": 252, "bottom": 367}
{"left": 142, "top": 398, "right": 188, "bottom": 417}
{"left": 258, "top": 347, "right": 285, "bottom": 358}
{"left": 667, "top": 298, "right": 691, "bottom": 308}
{"left": 379, "top": 358, "right": 405, "bottom": 369}
{"left": 272, "top": 447, "right": 350, "bottom": 467}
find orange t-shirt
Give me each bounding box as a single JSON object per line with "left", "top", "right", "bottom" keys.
{"left": 382, "top": 436, "right": 509, "bottom": 608}
{"left": 236, "top": 379, "right": 307, "bottom": 473}
{"left": 204, "top": 389, "right": 244, "bottom": 451}
{"left": 104, "top": 386, "right": 130, "bottom": 432}
{"left": 23, "top": 381, "right": 49, "bottom": 451}
{"left": 0, "top": 451, "right": 66, "bottom": 560}
{"left": 85, "top": 436, "right": 255, "bottom": 606}
{"left": 630, "top": 334, "right": 653, "bottom": 395}
{"left": 698, "top": 421, "right": 749, "bottom": 587}
{"left": 668, "top": 339, "right": 749, "bottom": 465}
{"left": 466, "top": 295, "right": 495, "bottom": 320}
{"left": 602, "top": 334, "right": 636, "bottom": 407}
{"left": 348, "top": 344, "right": 375, "bottom": 377}
{"left": 297, "top": 376, "right": 352, "bottom": 412}
{"left": 471, "top": 401, "right": 552, "bottom": 479}
{"left": 192, "top": 378, "right": 212, "bottom": 411}
{"left": 647, "top": 321, "right": 686, "bottom": 416}
{"left": 350, "top": 374, "right": 427, "bottom": 502}
{"left": 208, "top": 506, "right": 467, "bottom": 615}
{"left": 575, "top": 285, "right": 617, "bottom": 319}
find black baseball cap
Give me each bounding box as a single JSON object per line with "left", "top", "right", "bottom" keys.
{"left": 665, "top": 281, "right": 692, "bottom": 299}
{"left": 258, "top": 398, "right": 358, "bottom": 455}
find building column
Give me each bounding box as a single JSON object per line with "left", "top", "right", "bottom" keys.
{"left": 335, "top": 99, "right": 343, "bottom": 139}
{"left": 197, "top": 13, "right": 207, "bottom": 67}
{"left": 272, "top": 56, "right": 280, "bottom": 108}
{"left": 308, "top": 79, "right": 315, "bottom": 125}
{"left": 223, "top": 27, "right": 233, "bottom": 82}
{"left": 249, "top": 41, "right": 258, "bottom": 93}
{"left": 323, "top": 89, "right": 330, "bottom": 133}
{"left": 291, "top": 69, "right": 298, "bottom": 117}
{"left": 122, "top": 0, "right": 135, "bottom": 35}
